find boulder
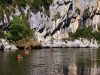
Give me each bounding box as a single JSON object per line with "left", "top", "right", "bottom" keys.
{"left": 0, "top": 39, "right": 18, "bottom": 50}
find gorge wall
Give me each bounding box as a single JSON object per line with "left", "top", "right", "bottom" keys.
{"left": 26, "top": 0, "right": 100, "bottom": 42}
{"left": 0, "top": 0, "right": 100, "bottom": 43}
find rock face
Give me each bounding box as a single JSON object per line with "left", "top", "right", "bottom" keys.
{"left": 28, "top": 0, "right": 100, "bottom": 41}
{"left": 29, "top": 0, "right": 100, "bottom": 48}
{"left": 0, "top": 0, "right": 100, "bottom": 48}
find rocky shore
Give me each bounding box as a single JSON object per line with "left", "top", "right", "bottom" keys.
{"left": 0, "top": 38, "right": 99, "bottom": 51}
{"left": 41, "top": 38, "right": 99, "bottom": 48}
{"left": 0, "top": 39, "right": 42, "bottom": 51}
{"left": 0, "top": 39, "right": 18, "bottom": 51}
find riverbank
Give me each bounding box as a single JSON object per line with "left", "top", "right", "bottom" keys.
{"left": 0, "top": 39, "right": 42, "bottom": 51}
{"left": 0, "top": 38, "right": 100, "bottom": 51}
{"left": 16, "top": 39, "right": 42, "bottom": 49}
{"left": 0, "top": 39, "right": 18, "bottom": 51}
{"left": 41, "top": 38, "right": 99, "bottom": 48}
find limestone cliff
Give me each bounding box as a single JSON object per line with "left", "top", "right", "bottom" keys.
{"left": 0, "top": 0, "right": 100, "bottom": 44}
{"left": 28, "top": 0, "right": 100, "bottom": 42}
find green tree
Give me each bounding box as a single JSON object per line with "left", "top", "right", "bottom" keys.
{"left": 69, "top": 26, "right": 93, "bottom": 40}
{"left": 0, "top": 29, "right": 4, "bottom": 38}
{"left": 69, "top": 26, "right": 100, "bottom": 43}
{"left": 6, "top": 16, "right": 34, "bottom": 41}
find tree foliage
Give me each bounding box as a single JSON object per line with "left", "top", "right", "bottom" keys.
{"left": 0, "top": 29, "right": 4, "bottom": 38}
{"left": 0, "top": 0, "right": 53, "bottom": 21}
{"left": 69, "top": 26, "right": 93, "bottom": 39}
{"left": 82, "top": 7, "right": 90, "bottom": 20}
{"left": 30, "top": 0, "right": 52, "bottom": 10}
{"left": 69, "top": 26, "right": 100, "bottom": 43}
{"left": 5, "top": 16, "right": 34, "bottom": 41}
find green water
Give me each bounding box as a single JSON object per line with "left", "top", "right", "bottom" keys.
{"left": 0, "top": 48, "right": 100, "bottom": 75}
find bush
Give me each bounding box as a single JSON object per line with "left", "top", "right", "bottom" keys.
{"left": 6, "top": 16, "right": 34, "bottom": 41}
{"left": 0, "top": 29, "right": 4, "bottom": 38}
{"left": 69, "top": 26, "right": 100, "bottom": 43}
{"left": 0, "top": 0, "right": 53, "bottom": 21}
{"left": 93, "top": 32, "right": 100, "bottom": 43}
{"left": 30, "top": 0, "right": 52, "bottom": 16}
{"left": 82, "top": 7, "right": 90, "bottom": 20}
{"left": 5, "top": 31, "right": 12, "bottom": 40}
{"left": 69, "top": 26, "right": 93, "bottom": 40}
{"left": 30, "top": 0, "right": 52, "bottom": 11}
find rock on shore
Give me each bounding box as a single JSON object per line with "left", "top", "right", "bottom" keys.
{"left": 0, "top": 38, "right": 99, "bottom": 51}
{"left": 0, "top": 39, "right": 18, "bottom": 50}
{"left": 41, "top": 38, "right": 99, "bottom": 48}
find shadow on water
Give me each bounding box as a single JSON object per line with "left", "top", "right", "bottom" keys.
{"left": 0, "top": 48, "right": 100, "bottom": 75}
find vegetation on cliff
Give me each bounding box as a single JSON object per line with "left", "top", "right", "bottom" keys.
{"left": 3, "top": 16, "right": 42, "bottom": 49}
{"left": 69, "top": 26, "right": 100, "bottom": 43}
{"left": 0, "top": 29, "right": 4, "bottom": 38}
{"left": 0, "top": 0, "right": 53, "bottom": 20}
{"left": 69, "top": 26, "right": 93, "bottom": 39}
{"left": 5, "top": 16, "right": 34, "bottom": 42}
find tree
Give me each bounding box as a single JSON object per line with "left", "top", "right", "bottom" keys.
{"left": 6, "top": 16, "right": 34, "bottom": 41}
{"left": 69, "top": 26, "right": 93, "bottom": 40}
{"left": 0, "top": 29, "right": 4, "bottom": 38}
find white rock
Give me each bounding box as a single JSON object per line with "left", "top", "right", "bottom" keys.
{"left": 42, "top": 38, "right": 98, "bottom": 48}
{"left": 5, "top": 45, "right": 11, "bottom": 50}
{"left": 10, "top": 45, "right": 18, "bottom": 50}
{"left": 0, "top": 39, "right": 18, "bottom": 50}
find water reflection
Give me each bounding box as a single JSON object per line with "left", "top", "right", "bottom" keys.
{"left": 62, "top": 48, "right": 98, "bottom": 75}
{"left": 0, "top": 48, "right": 100, "bottom": 75}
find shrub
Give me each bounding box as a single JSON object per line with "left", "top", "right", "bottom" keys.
{"left": 69, "top": 26, "right": 93, "bottom": 40}
{"left": 30, "top": 0, "right": 52, "bottom": 11}
{"left": 6, "top": 16, "right": 34, "bottom": 41}
{"left": 5, "top": 31, "right": 12, "bottom": 40}
{"left": 0, "top": 29, "right": 4, "bottom": 38}
{"left": 69, "top": 26, "right": 100, "bottom": 43}
{"left": 82, "top": 7, "right": 90, "bottom": 20}
{"left": 93, "top": 32, "right": 100, "bottom": 43}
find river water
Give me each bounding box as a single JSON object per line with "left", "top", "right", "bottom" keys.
{"left": 0, "top": 48, "right": 100, "bottom": 75}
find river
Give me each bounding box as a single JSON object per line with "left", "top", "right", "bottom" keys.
{"left": 0, "top": 48, "right": 100, "bottom": 75}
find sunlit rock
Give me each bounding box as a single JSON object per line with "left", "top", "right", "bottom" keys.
{"left": 14, "top": 6, "right": 21, "bottom": 16}
{"left": 69, "top": 15, "right": 80, "bottom": 33}
{"left": 0, "top": 39, "right": 18, "bottom": 50}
